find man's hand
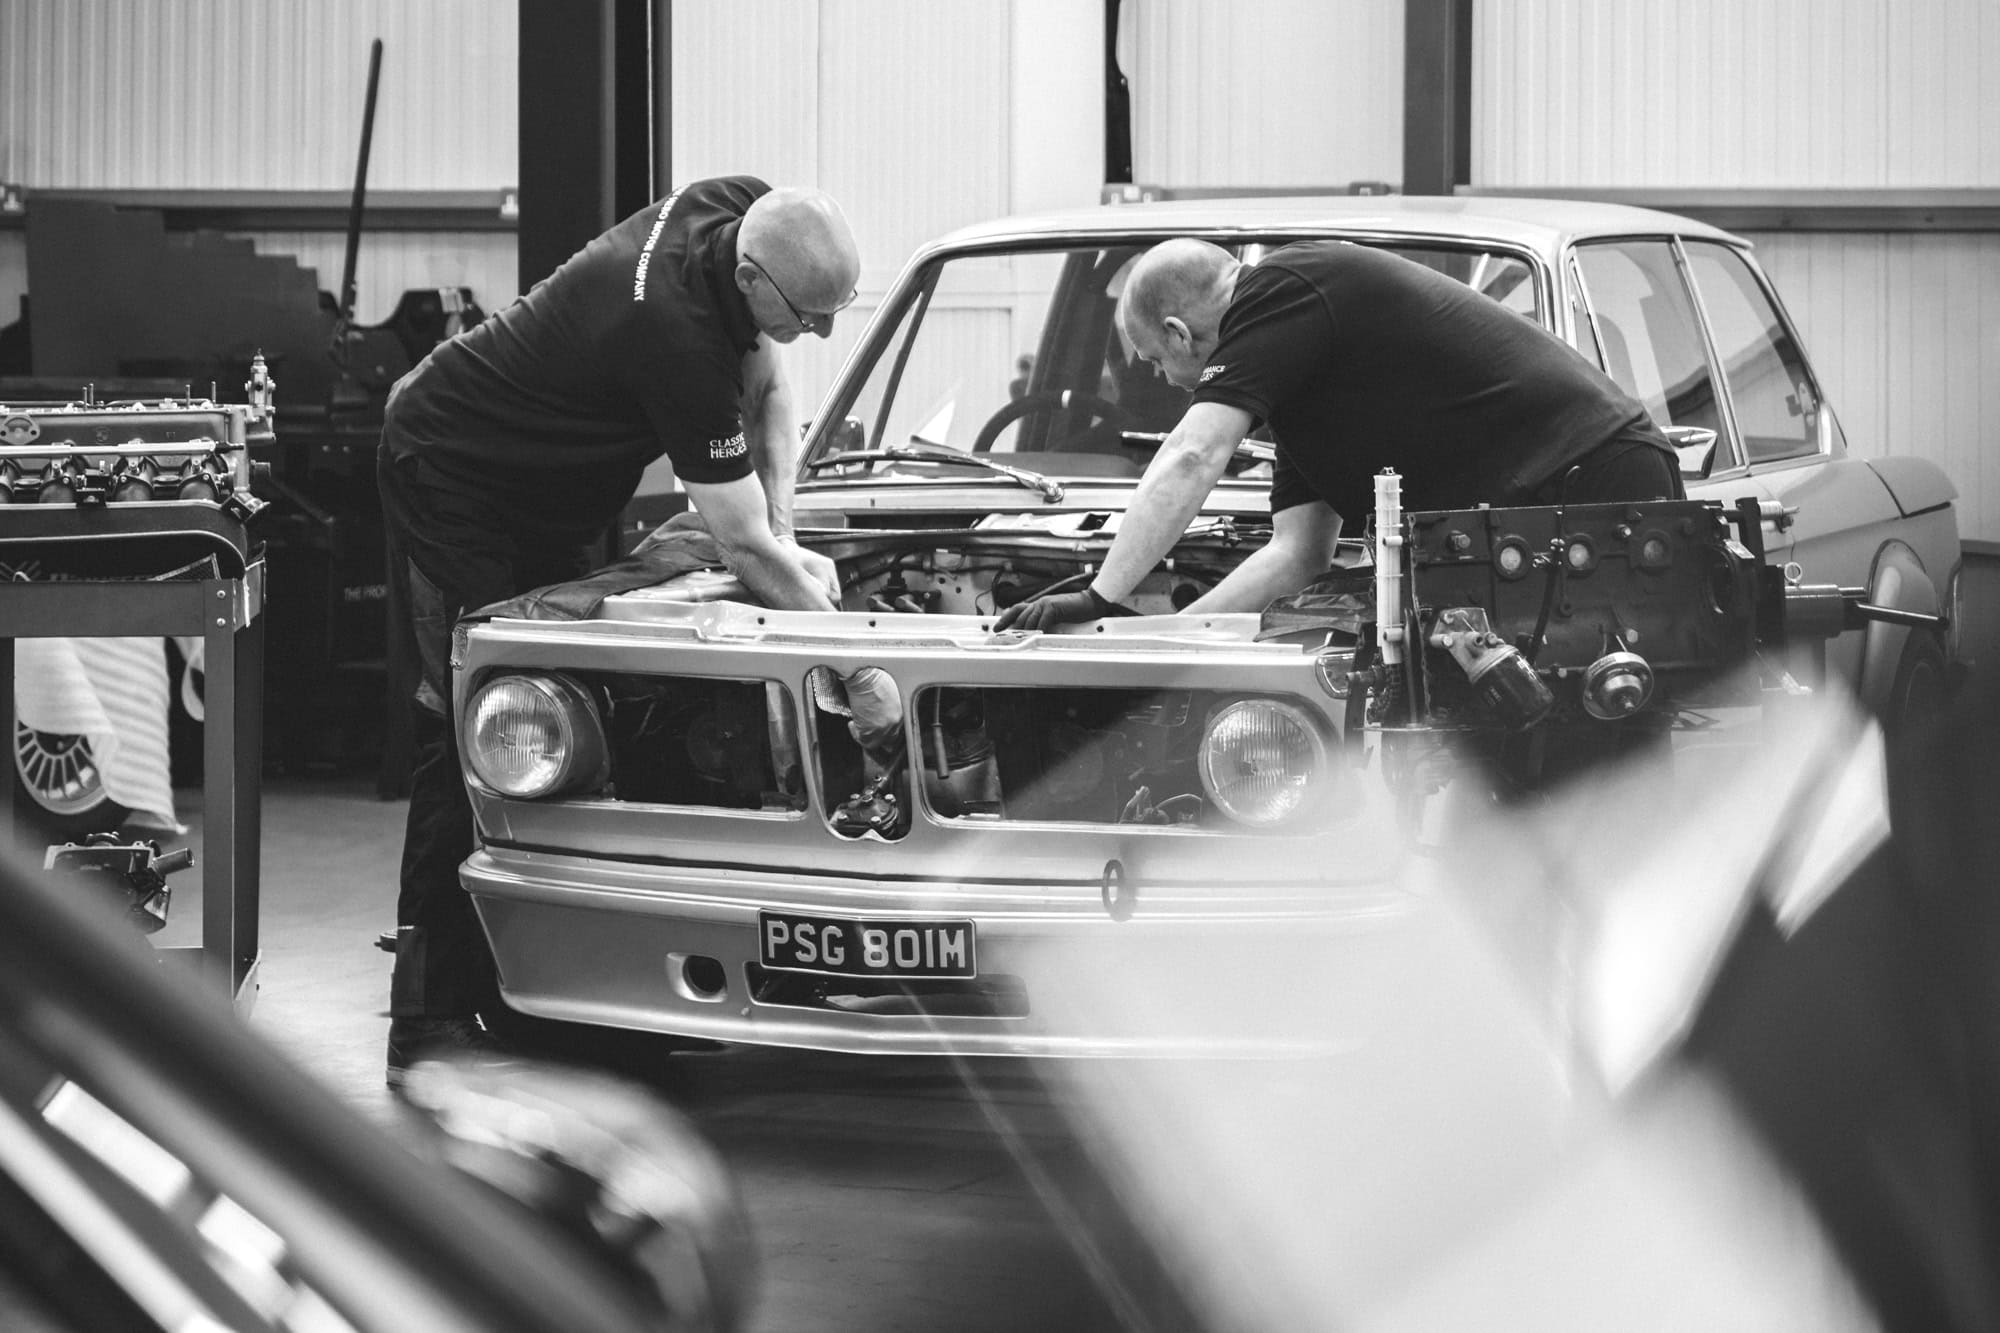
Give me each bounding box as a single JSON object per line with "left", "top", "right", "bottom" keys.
{"left": 784, "top": 539, "right": 841, "bottom": 602}
{"left": 994, "top": 586, "right": 1115, "bottom": 632}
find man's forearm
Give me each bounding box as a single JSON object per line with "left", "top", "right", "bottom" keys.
{"left": 1183, "top": 541, "right": 1317, "bottom": 614}
{"left": 749, "top": 380, "right": 802, "bottom": 539}
{"left": 1091, "top": 445, "right": 1226, "bottom": 601}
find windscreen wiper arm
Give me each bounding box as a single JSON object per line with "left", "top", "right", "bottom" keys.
{"left": 804, "top": 441, "right": 1066, "bottom": 503}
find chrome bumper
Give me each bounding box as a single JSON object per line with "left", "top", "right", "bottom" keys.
{"left": 461, "top": 846, "right": 1419, "bottom": 1058}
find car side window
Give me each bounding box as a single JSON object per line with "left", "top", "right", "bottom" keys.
{"left": 1572, "top": 241, "right": 1729, "bottom": 460}
{"left": 1683, "top": 242, "right": 1822, "bottom": 465}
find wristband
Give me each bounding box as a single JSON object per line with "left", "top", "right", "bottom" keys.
{"left": 1085, "top": 585, "right": 1114, "bottom": 616}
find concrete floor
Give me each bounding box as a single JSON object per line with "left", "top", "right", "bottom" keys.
{"left": 152, "top": 776, "right": 1146, "bottom": 1333}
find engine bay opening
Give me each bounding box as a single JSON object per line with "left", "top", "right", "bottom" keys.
{"left": 595, "top": 673, "right": 805, "bottom": 811}
{"left": 820, "top": 528, "right": 1253, "bottom": 620}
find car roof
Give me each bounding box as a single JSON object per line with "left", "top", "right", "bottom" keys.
{"left": 921, "top": 194, "right": 1746, "bottom": 259}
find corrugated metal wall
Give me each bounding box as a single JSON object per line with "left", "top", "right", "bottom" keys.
{"left": 1475, "top": 0, "right": 2000, "bottom": 543}
{"left": 1754, "top": 231, "right": 2000, "bottom": 545}
{"left": 1476, "top": 0, "right": 2000, "bottom": 187}
{"left": 671, "top": 0, "right": 1095, "bottom": 421}
{"left": 0, "top": 0, "right": 518, "bottom": 322}
{"left": 1122, "top": 0, "right": 1404, "bottom": 188}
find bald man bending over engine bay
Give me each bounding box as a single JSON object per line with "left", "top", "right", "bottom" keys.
{"left": 378, "top": 176, "right": 860, "bottom": 1085}
{"left": 997, "top": 237, "right": 1682, "bottom": 631}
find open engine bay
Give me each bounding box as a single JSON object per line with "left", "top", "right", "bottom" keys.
{"left": 462, "top": 473, "right": 1935, "bottom": 854}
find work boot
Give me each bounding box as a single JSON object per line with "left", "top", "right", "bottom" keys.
{"left": 384, "top": 1015, "right": 515, "bottom": 1091}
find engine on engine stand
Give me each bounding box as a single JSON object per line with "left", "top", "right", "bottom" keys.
{"left": 1312, "top": 469, "right": 1934, "bottom": 817}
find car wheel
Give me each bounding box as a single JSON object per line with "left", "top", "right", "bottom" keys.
{"left": 1881, "top": 630, "right": 1949, "bottom": 840}
{"left": 12, "top": 722, "right": 130, "bottom": 845}
{"left": 1883, "top": 630, "right": 1949, "bottom": 745}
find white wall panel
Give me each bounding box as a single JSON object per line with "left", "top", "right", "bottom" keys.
{"left": 669, "top": 0, "right": 821, "bottom": 194}
{"left": 1751, "top": 232, "right": 2000, "bottom": 543}
{"left": 1122, "top": 0, "right": 1402, "bottom": 189}
{"left": 819, "top": 0, "right": 1011, "bottom": 270}
{"left": 670, "top": 0, "right": 1079, "bottom": 421}
{"left": 0, "top": 0, "right": 516, "bottom": 190}
{"left": 1475, "top": 0, "right": 2000, "bottom": 188}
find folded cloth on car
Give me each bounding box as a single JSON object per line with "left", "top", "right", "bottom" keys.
{"left": 1255, "top": 566, "right": 1375, "bottom": 642}
{"left": 14, "top": 636, "right": 180, "bottom": 832}
{"left": 463, "top": 513, "right": 725, "bottom": 625}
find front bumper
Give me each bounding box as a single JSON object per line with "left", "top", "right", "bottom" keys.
{"left": 462, "top": 845, "right": 1420, "bottom": 1058}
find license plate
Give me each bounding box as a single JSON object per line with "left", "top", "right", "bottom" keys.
{"left": 757, "top": 911, "right": 976, "bottom": 979}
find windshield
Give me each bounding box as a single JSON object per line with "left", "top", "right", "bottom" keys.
{"left": 804, "top": 238, "right": 1543, "bottom": 476}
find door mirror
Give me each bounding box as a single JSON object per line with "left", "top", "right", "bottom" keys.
{"left": 1663, "top": 425, "right": 1719, "bottom": 479}
{"left": 827, "top": 416, "right": 865, "bottom": 453}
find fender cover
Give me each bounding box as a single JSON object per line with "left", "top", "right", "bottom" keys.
{"left": 1855, "top": 540, "right": 1943, "bottom": 715}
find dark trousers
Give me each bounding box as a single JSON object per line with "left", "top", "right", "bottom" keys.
{"left": 1529, "top": 420, "right": 1687, "bottom": 506}
{"left": 378, "top": 445, "right": 598, "bottom": 1020}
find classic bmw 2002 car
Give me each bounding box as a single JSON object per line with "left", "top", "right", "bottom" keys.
{"left": 450, "top": 196, "right": 1961, "bottom": 1057}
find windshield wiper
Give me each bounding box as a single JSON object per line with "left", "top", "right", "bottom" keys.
{"left": 804, "top": 441, "right": 1066, "bottom": 503}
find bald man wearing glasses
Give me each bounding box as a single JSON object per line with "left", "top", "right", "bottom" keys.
{"left": 377, "top": 175, "right": 860, "bottom": 1083}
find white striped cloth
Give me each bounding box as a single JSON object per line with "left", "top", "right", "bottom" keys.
{"left": 14, "top": 636, "right": 182, "bottom": 832}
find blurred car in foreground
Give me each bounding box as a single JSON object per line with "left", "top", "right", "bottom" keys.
{"left": 0, "top": 849, "right": 756, "bottom": 1332}
{"left": 1036, "top": 677, "right": 2000, "bottom": 1331}
{"left": 446, "top": 195, "right": 1961, "bottom": 1059}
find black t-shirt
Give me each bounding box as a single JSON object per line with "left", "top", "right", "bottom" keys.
{"left": 384, "top": 175, "right": 768, "bottom": 527}
{"left": 1190, "top": 241, "right": 1660, "bottom": 524}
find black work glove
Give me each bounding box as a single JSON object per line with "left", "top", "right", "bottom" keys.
{"left": 994, "top": 585, "right": 1116, "bottom": 631}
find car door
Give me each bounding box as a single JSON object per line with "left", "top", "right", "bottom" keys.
{"left": 1676, "top": 240, "right": 1934, "bottom": 686}
{"left": 1567, "top": 237, "right": 1748, "bottom": 484}
{"left": 1569, "top": 236, "right": 1919, "bottom": 687}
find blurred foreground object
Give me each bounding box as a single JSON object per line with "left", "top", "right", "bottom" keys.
{"left": 0, "top": 840, "right": 758, "bottom": 1332}
{"left": 1035, "top": 674, "right": 1999, "bottom": 1330}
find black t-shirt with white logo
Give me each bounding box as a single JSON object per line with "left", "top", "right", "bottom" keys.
{"left": 1190, "top": 241, "right": 1660, "bottom": 524}
{"left": 384, "top": 175, "right": 767, "bottom": 528}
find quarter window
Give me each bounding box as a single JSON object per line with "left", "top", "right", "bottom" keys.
{"left": 1683, "top": 243, "right": 1821, "bottom": 464}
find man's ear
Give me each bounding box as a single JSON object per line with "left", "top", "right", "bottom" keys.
{"left": 1162, "top": 315, "right": 1191, "bottom": 349}
{"left": 734, "top": 260, "right": 760, "bottom": 296}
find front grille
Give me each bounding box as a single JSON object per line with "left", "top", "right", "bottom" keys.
{"left": 577, "top": 668, "right": 1332, "bottom": 834}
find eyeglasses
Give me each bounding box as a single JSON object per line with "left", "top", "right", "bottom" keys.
{"left": 744, "top": 254, "right": 856, "bottom": 333}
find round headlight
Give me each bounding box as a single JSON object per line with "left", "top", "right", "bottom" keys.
{"left": 1197, "top": 699, "right": 1328, "bottom": 827}
{"left": 464, "top": 673, "right": 608, "bottom": 799}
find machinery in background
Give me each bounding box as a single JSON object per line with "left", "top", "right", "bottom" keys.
{"left": 0, "top": 388, "right": 271, "bottom": 1001}
{"left": 0, "top": 41, "right": 488, "bottom": 786}
{"left": 0, "top": 208, "right": 485, "bottom": 784}
{"left": 43, "top": 833, "right": 192, "bottom": 935}
{"left": 3, "top": 385, "right": 274, "bottom": 842}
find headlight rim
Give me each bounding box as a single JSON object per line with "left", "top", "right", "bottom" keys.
{"left": 1196, "top": 696, "right": 1331, "bottom": 829}
{"left": 462, "top": 670, "right": 610, "bottom": 801}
